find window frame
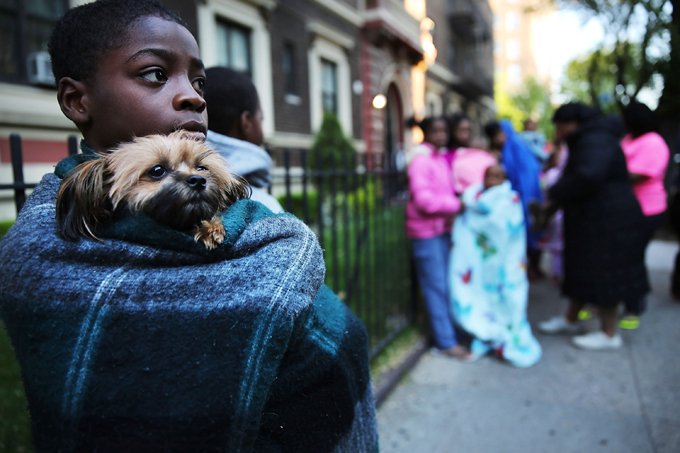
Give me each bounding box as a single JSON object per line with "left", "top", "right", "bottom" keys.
{"left": 197, "top": 0, "right": 275, "bottom": 137}
{"left": 0, "top": 0, "right": 69, "bottom": 85}
{"left": 215, "top": 18, "right": 253, "bottom": 77}
{"left": 282, "top": 41, "right": 297, "bottom": 96}
{"left": 308, "top": 34, "right": 353, "bottom": 135}
{"left": 320, "top": 58, "right": 338, "bottom": 116}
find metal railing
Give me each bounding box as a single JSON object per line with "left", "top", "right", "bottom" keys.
{"left": 2, "top": 136, "right": 417, "bottom": 360}
{"left": 1, "top": 133, "right": 79, "bottom": 212}
{"left": 270, "top": 148, "right": 416, "bottom": 358}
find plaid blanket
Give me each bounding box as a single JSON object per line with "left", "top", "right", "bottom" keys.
{"left": 0, "top": 169, "right": 377, "bottom": 451}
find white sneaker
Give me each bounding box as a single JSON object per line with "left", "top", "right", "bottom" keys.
{"left": 538, "top": 316, "right": 581, "bottom": 335}
{"left": 572, "top": 331, "right": 622, "bottom": 350}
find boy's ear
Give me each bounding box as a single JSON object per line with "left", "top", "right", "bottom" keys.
{"left": 239, "top": 111, "right": 252, "bottom": 138}
{"left": 57, "top": 77, "right": 91, "bottom": 125}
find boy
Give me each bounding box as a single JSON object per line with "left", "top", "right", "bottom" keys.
{"left": 204, "top": 66, "right": 283, "bottom": 213}
{"left": 450, "top": 163, "right": 542, "bottom": 367}
{"left": 482, "top": 162, "right": 506, "bottom": 190}
{"left": 0, "top": 1, "right": 377, "bottom": 451}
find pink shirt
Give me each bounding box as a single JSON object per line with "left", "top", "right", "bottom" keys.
{"left": 406, "top": 145, "right": 461, "bottom": 239}
{"left": 452, "top": 148, "right": 497, "bottom": 194}
{"left": 620, "top": 132, "right": 669, "bottom": 216}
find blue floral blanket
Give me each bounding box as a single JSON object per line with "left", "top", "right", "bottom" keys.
{"left": 450, "top": 181, "right": 541, "bottom": 367}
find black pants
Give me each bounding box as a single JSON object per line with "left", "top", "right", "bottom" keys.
{"left": 625, "top": 212, "right": 664, "bottom": 315}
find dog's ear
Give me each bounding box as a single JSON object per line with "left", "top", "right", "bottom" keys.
{"left": 55, "top": 158, "right": 111, "bottom": 241}
{"left": 221, "top": 175, "right": 251, "bottom": 207}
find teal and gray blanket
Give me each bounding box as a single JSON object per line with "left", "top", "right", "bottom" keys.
{"left": 0, "top": 168, "right": 377, "bottom": 451}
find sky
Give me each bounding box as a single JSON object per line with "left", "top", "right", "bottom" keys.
{"left": 531, "top": 5, "right": 665, "bottom": 107}
{"left": 532, "top": 9, "right": 605, "bottom": 96}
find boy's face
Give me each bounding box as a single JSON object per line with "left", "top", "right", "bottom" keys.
{"left": 77, "top": 17, "right": 206, "bottom": 151}
{"left": 554, "top": 121, "right": 578, "bottom": 142}
{"left": 492, "top": 131, "right": 506, "bottom": 149}
{"left": 426, "top": 119, "right": 449, "bottom": 149}
{"left": 241, "top": 104, "right": 264, "bottom": 146}
{"left": 484, "top": 165, "right": 505, "bottom": 189}
{"left": 454, "top": 119, "right": 471, "bottom": 147}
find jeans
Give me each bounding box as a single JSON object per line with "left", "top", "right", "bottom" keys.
{"left": 411, "top": 234, "right": 458, "bottom": 349}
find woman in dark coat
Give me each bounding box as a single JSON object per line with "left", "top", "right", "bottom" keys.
{"left": 538, "top": 102, "right": 648, "bottom": 350}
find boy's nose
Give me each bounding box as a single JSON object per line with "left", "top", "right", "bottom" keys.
{"left": 174, "top": 81, "right": 206, "bottom": 112}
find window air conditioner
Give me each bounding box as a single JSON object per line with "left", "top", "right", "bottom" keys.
{"left": 26, "top": 51, "right": 56, "bottom": 86}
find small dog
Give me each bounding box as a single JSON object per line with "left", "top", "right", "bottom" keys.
{"left": 56, "top": 132, "right": 249, "bottom": 249}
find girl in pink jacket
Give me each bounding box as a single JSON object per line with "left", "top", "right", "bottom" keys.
{"left": 406, "top": 116, "right": 469, "bottom": 359}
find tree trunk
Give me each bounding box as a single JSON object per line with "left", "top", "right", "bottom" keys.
{"left": 658, "top": 0, "right": 680, "bottom": 121}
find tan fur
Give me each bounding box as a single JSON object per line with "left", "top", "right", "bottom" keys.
{"left": 194, "top": 216, "right": 226, "bottom": 250}
{"left": 56, "top": 131, "right": 249, "bottom": 249}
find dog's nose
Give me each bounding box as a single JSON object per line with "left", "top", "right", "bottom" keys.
{"left": 186, "top": 175, "right": 207, "bottom": 190}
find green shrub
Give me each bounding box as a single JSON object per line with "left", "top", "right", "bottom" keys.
{"left": 277, "top": 191, "right": 320, "bottom": 225}
{"left": 309, "top": 112, "right": 357, "bottom": 192}
{"left": 0, "top": 323, "right": 31, "bottom": 452}
{"left": 0, "top": 220, "right": 15, "bottom": 239}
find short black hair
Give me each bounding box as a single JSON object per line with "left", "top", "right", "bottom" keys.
{"left": 48, "top": 0, "right": 186, "bottom": 83}
{"left": 552, "top": 102, "right": 600, "bottom": 124}
{"left": 447, "top": 113, "right": 469, "bottom": 132}
{"left": 483, "top": 121, "right": 501, "bottom": 141}
{"left": 204, "top": 67, "right": 260, "bottom": 135}
{"left": 622, "top": 100, "right": 657, "bottom": 138}
{"left": 405, "top": 115, "right": 447, "bottom": 136}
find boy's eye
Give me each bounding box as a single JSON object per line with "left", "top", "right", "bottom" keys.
{"left": 192, "top": 77, "right": 205, "bottom": 94}
{"left": 148, "top": 165, "right": 167, "bottom": 179}
{"left": 140, "top": 69, "right": 168, "bottom": 84}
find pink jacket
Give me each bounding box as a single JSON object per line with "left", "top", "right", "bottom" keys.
{"left": 621, "top": 132, "right": 669, "bottom": 216}
{"left": 406, "top": 146, "right": 462, "bottom": 239}
{"left": 452, "top": 147, "right": 497, "bottom": 194}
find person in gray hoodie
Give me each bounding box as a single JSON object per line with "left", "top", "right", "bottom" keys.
{"left": 204, "top": 66, "right": 284, "bottom": 213}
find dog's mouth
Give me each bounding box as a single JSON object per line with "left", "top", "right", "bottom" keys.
{"left": 145, "top": 199, "right": 216, "bottom": 231}
{"left": 140, "top": 185, "right": 219, "bottom": 232}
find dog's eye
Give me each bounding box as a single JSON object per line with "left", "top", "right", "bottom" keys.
{"left": 148, "top": 165, "right": 167, "bottom": 179}
{"left": 196, "top": 165, "right": 208, "bottom": 172}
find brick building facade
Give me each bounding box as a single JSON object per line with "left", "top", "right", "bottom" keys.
{"left": 0, "top": 0, "right": 496, "bottom": 219}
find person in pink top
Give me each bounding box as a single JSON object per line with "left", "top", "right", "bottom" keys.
{"left": 406, "top": 116, "right": 469, "bottom": 359}
{"left": 447, "top": 113, "right": 498, "bottom": 195}
{"left": 620, "top": 101, "right": 670, "bottom": 328}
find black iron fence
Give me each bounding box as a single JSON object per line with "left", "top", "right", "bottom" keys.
{"left": 0, "top": 134, "right": 79, "bottom": 212}
{"left": 270, "top": 149, "right": 416, "bottom": 358}
{"left": 2, "top": 135, "right": 417, "bottom": 360}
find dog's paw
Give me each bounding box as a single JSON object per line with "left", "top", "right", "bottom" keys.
{"left": 194, "top": 217, "right": 225, "bottom": 250}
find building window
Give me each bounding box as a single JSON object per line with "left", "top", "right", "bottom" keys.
{"left": 321, "top": 59, "right": 338, "bottom": 115}
{"left": 0, "top": 0, "right": 68, "bottom": 84}
{"left": 282, "top": 42, "right": 296, "bottom": 95}
{"left": 216, "top": 20, "right": 252, "bottom": 76}
{"left": 308, "top": 33, "right": 353, "bottom": 134}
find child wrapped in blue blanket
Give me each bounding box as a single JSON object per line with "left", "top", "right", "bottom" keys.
{"left": 450, "top": 164, "right": 542, "bottom": 367}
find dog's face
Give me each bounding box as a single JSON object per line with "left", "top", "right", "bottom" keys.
{"left": 56, "top": 132, "right": 249, "bottom": 241}
{"left": 106, "top": 133, "right": 247, "bottom": 231}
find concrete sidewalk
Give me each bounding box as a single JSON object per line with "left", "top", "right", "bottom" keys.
{"left": 377, "top": 240, "right": 680, "bottom": 453}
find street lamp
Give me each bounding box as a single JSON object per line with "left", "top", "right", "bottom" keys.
{"left": 372, "top": 93, "right": 387, "bottom": 109}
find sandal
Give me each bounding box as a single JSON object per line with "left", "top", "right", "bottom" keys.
{"left": 440, "top": 345, "right": 472, "bottom": 360}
